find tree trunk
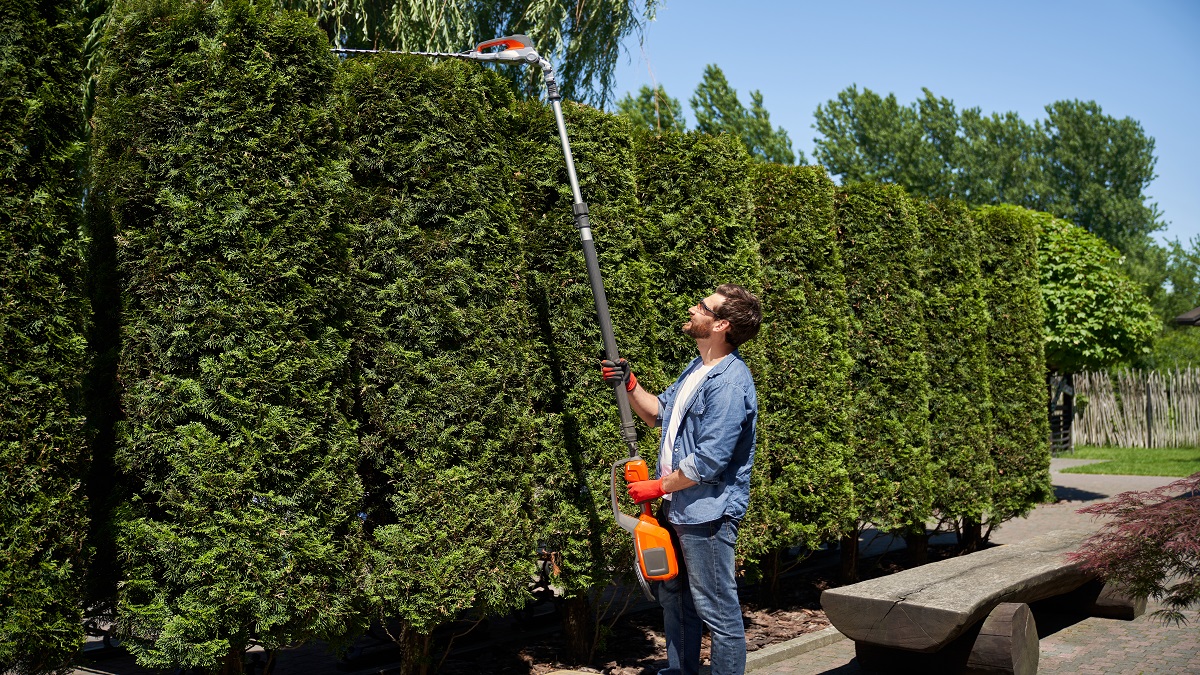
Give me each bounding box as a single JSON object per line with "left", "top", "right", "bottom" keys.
{"left": 219, "top": 647, "right": 245, "bottom": 675}
{"left": 906, "top": 528, "right": 929, "bottom": 565}
{"left": 559, "top": 593, "right": 596, "bottom": 664}
{"left": 961, "top": 516, "right": 982, "bottom": 553}
{"left": 840, "top": 533, "right": 859, "bottom": 583}
{"left": 396, "top": 623, "right": 432, "bottom": 675}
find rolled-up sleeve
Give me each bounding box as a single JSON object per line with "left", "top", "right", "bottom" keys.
{"left": 678, "top": 381, "right": 752, "bottom": 483}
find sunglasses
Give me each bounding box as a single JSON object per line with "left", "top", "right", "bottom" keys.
{"left": 698, "top": 299, "right": 722, "bottom": 318}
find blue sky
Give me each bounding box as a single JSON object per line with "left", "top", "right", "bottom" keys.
{"left": 609, "top": 0, "right": 1200, "bottom": 246}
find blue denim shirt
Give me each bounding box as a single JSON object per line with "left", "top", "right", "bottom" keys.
{"left": 656, "top": 351, "right": 757, "bottom": 525}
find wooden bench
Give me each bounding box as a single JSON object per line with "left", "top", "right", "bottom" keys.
{"left": 821, "top": 529, "right": 1145, "bottom": 674}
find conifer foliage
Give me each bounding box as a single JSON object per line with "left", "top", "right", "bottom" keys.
{"left": 740, "top": 164, "right": 854, "bottom": 580}
{"left": 91, "top": 0, "right": 363, "bottom": 665}
{"left": 0, "top": 0, "right": 91, "bottom": 670}
{"left": 975, "top": 205, "right": 1053, "bottom": 526}
{"left": 916, "top": 200, "right": 994, "bottom": 541}
{"left": 836, "top": 184, "right": 933, "bottom": 551}
{"left": 337, "top": 54, "right": 539, "bottom": 668}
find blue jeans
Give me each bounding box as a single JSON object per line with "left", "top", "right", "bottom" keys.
{"left": 654, "top": 501, "right": 745, "bottom": 675}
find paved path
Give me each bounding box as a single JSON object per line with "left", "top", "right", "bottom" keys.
{"left": 752, "top": 462, "right": 1196, "bottom": 675}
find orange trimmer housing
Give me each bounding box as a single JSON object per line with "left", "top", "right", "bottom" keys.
{"left": 612, "top": 457, "right": 679, "bottom": 585}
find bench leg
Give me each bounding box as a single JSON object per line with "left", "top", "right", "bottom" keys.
{"left": 1089, "top": 581, "right": 1147, "bottom": 620}
{"left": 964, "top": 602, "right": 1038, "bottom": 675}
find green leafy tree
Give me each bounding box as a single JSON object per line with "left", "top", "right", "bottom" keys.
{"left": 813, "top": 88, "right": 1164, "bottom": 255}
{"left": 691, "top": 64, "right": 800, "bottom": 165}
{"left": 975, "top": 205, "right": 1052, "bottom": 530}
{"left": 1, "top": 0, "right": 91, "bottom": 671}
{"left": 92, "top": 1, "right": 364, "bottom": 669}
{"left": 1034, "top": 212, "right": 1157, "bottom": 373}
{"left": 1039, "top": 100, "right": 1163, "bottom": 252}
{"left": 916, "top": 200, "right": 994, "bottom": 551}
{"left": 835, "top": 183, "right": 932, "bottom": 579}
{"left": 615, "top": 84, "right": 685, "bottom": 134}
{"left": 1141, "top": 236, "right": 1200, "bottom": 369}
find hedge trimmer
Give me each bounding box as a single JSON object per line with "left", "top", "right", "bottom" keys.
{"left": 332, "top": 36, "right": 676, "bottom": 599}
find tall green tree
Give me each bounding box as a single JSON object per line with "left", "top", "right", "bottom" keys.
{"left": 1, "top": 0, "right": 91, "bottom": 671}
{"left": 916, "top": 200, "right": 993, "bottom": 551}
{"left": 92, "top": 1, "right": 364, "bottom": 668}
{"left": 813, "top": 87, "right": 1164, "bottom": 255}
{"left": 741, "top": 164, "right": 854, "bottom": 587}
{"left": 975, "top": 205, "right": 1052, "bottom": 530}
{"left": 835, "top": 183, "right": 932, "bottom": 579}
{"left": 616, "top": 84, "right": 686, "bottom": 134}
{"left": 1039, "top": 100, "right": 1163, "bottom": 252}
{"left": 691, "top": 64, "right": 800, "bottom": 165}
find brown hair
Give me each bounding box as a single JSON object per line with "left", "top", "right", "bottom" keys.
{"left": 714, "top": 283, "right": 762, "bottom": 348}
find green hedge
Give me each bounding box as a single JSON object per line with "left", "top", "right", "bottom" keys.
{"left": 633, "top": 129, "right": 760, "bottom": 380}
{"left": 836, "top": 183, "right": 932, "bottom": 535}
{"left": 512, "top": 100, "right": 655, "bottom": 610}
{"left": 0, "top": 0, "right": 90, "bottom": 670}
{"left": 336, "top": 53, "right": 539, "bottom": 661}
{"left": 975, "top": 205, "right": 1052, "bottom": 524}
{"left": 740, "top": 164, "right": 854, "bottom": 576}
{"left": 92, "top": 0, "right": 363, "bottom": 664}
{"left": 917, "top": 200, "right": 994, "bottom": 529}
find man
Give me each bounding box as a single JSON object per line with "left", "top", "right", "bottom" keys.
{"left": 602, "top": 283, "right": 762, "bottom": 675}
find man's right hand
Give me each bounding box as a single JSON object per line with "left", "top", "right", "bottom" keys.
{"left": 600, "top": 358, "right": 638, "bottom": 392}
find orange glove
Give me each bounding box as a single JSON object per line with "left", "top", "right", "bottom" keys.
{"left": 601, "top": 358, "right": 638, "bottom": 392}
{"left": 628, "top": 478, "right": 666, "bottom": 503}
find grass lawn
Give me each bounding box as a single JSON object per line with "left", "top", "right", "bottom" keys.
{"left": 1060, "top": 445, "right": 1200, "bottom": 477}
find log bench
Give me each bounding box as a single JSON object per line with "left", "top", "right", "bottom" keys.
{"left": 820, "top": 529, "right": 1145, "bottom": 674}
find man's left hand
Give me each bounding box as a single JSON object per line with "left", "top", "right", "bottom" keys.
{"left": 628, "top": 478, "right": 667, "bottom": 503}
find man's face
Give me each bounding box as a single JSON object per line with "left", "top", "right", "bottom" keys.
{"left": 682, "top": 293, "right": 726, "bottom": 339}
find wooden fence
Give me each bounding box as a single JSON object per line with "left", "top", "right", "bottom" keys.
{"left": 1074, "top": 368, "right": 1200, "bottom": 447}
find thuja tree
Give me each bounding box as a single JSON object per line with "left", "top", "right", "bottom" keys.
{"left": 739, "top": 163, "right": 854, "bottom": 587}
{"left": 1033, "top": 211, "right": 1157, "bottom": 373}
{"left": 916, "top": 200, "right": 994, "bottom": 552}
{"left": 336, "top": 54, "right": 539, "bottom": 672}
{"left": 91, "top": 0, "right": 363, "bottom": 668}
{"left": 632, "top": 128, "right": 759, "bottom": 378}
{"left": 510, "top": 100, "right": 654, "bottom": 662}
{"left": 835, "top": 183, "right": 932, "bottom": 580}
{"left": 0, "top": 0, "right": 91, "bottom": 670}
{"left": 975, "top": 205, "right": 1052, "bottom": 529}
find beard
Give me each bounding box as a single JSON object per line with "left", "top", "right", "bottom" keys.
{"left": 682, "top": 318, "right": 711, "bottom": 339}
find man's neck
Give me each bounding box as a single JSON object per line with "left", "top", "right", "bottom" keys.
{"left": 695, "top": 338, "right": 734, "bottom": 367}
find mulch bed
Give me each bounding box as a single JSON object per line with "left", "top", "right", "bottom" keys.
{"left": 438, "top": 543, "right": 978, "bottom": 675}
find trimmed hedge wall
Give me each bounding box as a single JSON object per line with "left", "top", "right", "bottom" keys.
{"left": 975, "top": 205, "right": 1052, "bottom": 524}
{"left": 917, "top": 200, "right": 994, "bottom": 530}
{"left": 92, "top": 0, "right": 364, "bottom": 663}
{"left": 740, "top": 164, "right": 854, "bottom": 576}
{"left": 336, "top": 53, "right": 540, "bottom": 661}
{"left": 73, "top": 1, "right": 1058, "bottom": 666}
{"left": 836, "top": 183, "right": 933, "bottom": 536}
{"left": 0, "top": 0, "right": 90, "bottom": 669}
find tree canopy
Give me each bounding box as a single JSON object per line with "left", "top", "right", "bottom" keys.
{"left": 1034, "top": 211, "right": 1157, "bottom": 373}
{"left": 813, "top": 87, "right": 1163, "bottom": 254}
{"left": 615, "top": 84, "right": 686, "bottom": 134}
{"left": 690, "top": 64, "right": 800, "bottom": 165}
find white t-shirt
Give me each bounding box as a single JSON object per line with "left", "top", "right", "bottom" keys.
{"left": 660, "top": 358, "right": 723, "bottom": 497}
